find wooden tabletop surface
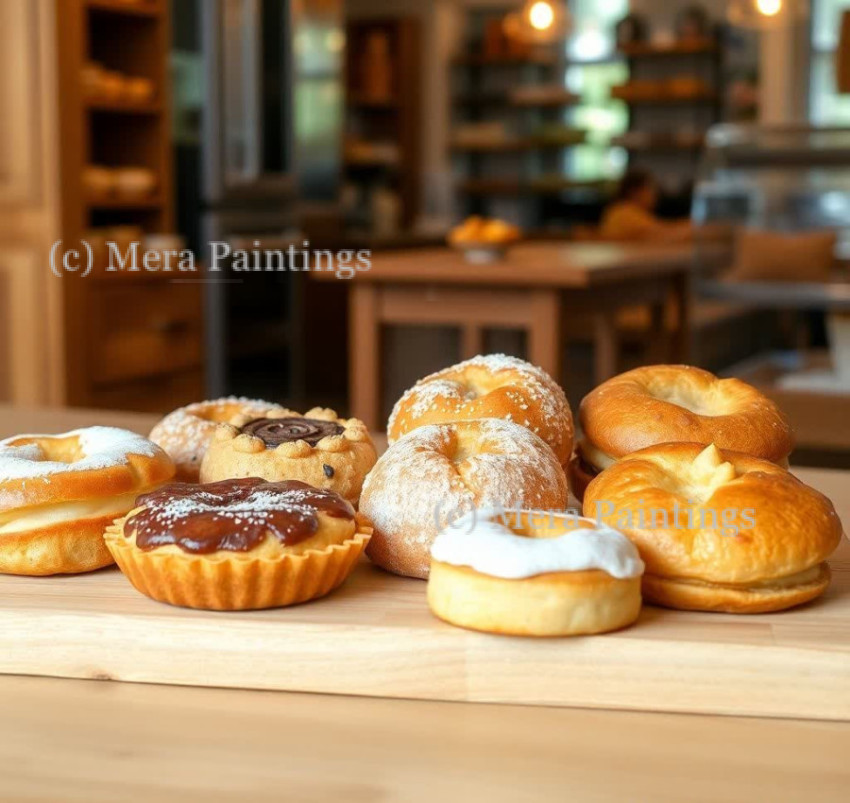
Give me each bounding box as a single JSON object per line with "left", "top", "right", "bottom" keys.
{"left": 1, "top": 405, "right": 848, "bottom": 802}
{"left": 313, "top": 242, "right": 700, "bottom": 287}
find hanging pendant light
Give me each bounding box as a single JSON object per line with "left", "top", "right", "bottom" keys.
{"left": 504, "top": 0, "right": 572, "bottom": 45}
{"left": 726, "top": 0, "right": 809, "bottom": 29}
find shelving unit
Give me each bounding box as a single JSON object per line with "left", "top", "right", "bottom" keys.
{"left": 53, "top": 0, "right": 203, "bottom": 411}
{"left": 450, "top": 8, "right": 603, "bottom": 230}
{"left": 612, "top": 37, "right": 724, "bottom": 215}
{"left": 343, "top": 17, "right": 421, "bottom": 233}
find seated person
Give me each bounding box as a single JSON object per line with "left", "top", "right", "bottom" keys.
{"left": 600, "top": 169, "right": 692, "bottom": 243}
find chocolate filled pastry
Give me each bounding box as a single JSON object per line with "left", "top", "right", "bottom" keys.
{"left": 199, "top": 408, "right": 377, "bottom": 505}
{"left": 388, "top": 354, "right": 574, "bottom": 469}
{"left": 583, "top": 443, "right": 843, "bottom": 613}
{"left": 150, "top": 397, "right": 284, "bottom": 482}
{"left": 570, "top": 365, "right": 794, "bottom": 500}
{"left": 105, "top": 478, "right": 372, "bottom": 610}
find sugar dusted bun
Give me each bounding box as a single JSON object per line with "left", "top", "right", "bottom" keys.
{"left": 0, "top": 427, "right": 174, "bottom": 575}
{"left": 360, "top": 419, "right": 569, "bottom": 579}
{"left": 428, "top": 510, "right": 643, "bottom": 636}
{"left": 150, "top": 397, "right": 284, "bottom": 482}
{"left": 388, "top": 353, "right": 574, "bottom": 467}
{"left": 583, "top": 442, "right": 843, "bottom": 613}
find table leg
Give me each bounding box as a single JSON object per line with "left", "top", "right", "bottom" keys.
{"left": 461, "top": 325, "right": 485, "bottom": 360}
{"left": 593, "top": 311, "right": 618, "bottom": 385}
{"left": 349, "top": 284, "right": 380, "bottom": 430}
{"left": 670, "top": 271, "right": 691, "bottom": 364}
{"left": 528, "top": 290, "right": 561, "bottom": 382}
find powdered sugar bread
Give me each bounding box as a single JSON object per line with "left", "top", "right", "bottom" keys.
{"left": 359, "top": 419, "right": 569, "bottom": 579}
{"left": 387, "top": 353, "right": 574, "bottom": 468}
{"left": 150, "top": 397, "right": 284, "bottom": 481}
{"left": 0, "top": 427, "right": 174, "bottom": 576}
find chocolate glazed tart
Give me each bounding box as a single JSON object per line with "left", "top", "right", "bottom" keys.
{"left": 240, "top": 417, "right": 344, "bottom": 448}
{"left": 104, "top": 478, "right": 372, "bottom": 611}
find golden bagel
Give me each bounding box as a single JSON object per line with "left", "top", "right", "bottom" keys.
{"left": 571, "top": 365, "right": 793, "bottom": 498}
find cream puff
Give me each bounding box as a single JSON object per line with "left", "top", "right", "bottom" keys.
{"left": 583, "top": 442, "right": 843, "bottom": 613}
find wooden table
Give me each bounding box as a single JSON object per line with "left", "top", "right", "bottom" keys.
{"left": 314, "top": 242, "right": 696, "bottom": 429}
{"left": 1, "top": 405, "right": 848, "bottom": 802}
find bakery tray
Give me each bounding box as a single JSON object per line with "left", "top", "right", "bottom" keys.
{"left": 0, "top": 540, "right": 848, "bottom": 721}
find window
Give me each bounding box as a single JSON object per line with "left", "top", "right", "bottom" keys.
{"left": 565, "top": 0, "right": 629, "bottom": 180}
{"left": 810, "top": 0, "right": 850, "bottom": 124}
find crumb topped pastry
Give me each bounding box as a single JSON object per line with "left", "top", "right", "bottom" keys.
{"left": 199, "top": 408, "right": 377, "bottom": 504}
{"left": 150, "top": 397, "right": 284, "bottom": 482}
{"left": 427, "top": 509, "right": 643, "bottom": 636}
{"left": 360, "top": 418, "right": 569, "bottom": 579}
{"left": 0, "top": 427, "right": 174, "bottom": 575}
{"left": 105, "top": 478, "right": 371, "bottom": 610}
{"left": 387, "top": 354, "right": 574, "bottom": 468}
{"left": 583, "top": 443, "right": 843, "bottom": 613}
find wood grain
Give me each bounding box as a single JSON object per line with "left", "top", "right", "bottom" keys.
{"left": 1, "top": 673, "right": 848, "bottom": 803}
{"left": 0, "top": 504, "right": 846, "bottom": 721}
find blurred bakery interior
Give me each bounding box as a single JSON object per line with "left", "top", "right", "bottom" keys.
{"left": 3, "top": 0, "right": 850, "bottom": 466}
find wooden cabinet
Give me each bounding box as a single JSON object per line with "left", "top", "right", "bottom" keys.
{"left": 0, "top": 0, "right": 205, "bottom": 412}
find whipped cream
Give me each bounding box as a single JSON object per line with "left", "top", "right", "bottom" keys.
{"left": 430, "top": 510, "right": 644, "bottom": 580}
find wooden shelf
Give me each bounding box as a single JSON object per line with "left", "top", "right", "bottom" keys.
{"left": 450, "top": 134, "right": 586, "bottom": 153}
{"left": 452, "top": 53, "right": 561, "bottom": 67}
{"left": 618, "top": 41, "right": 718, "bottom": 58}
{"left": 86, "top": 0, "right": 161, "bottom": 18}
{"left": 86, "top": 194, "right": 163, "bottom": 210}
{"left": 457, "top": 177, "right": 613, "bottom": 196}
{"left": 613, "top": 91, "right": 718, "bottom": 106}
{"left": 86, "top": 97, "right": 162, "bottom": 114}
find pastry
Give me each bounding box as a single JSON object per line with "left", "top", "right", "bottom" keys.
{"left": 388, "top": 354, "right": 574, "bottom": 468}
{"left": 584, "top": 442, "right": 843, "bottom": 613}
{"left": 0, "top": 427, "right": 174, "bottom": 576}
{"left": 105, "top": 478, "right": 371, "bottom": 611}
{"left": 200, "top": 408, "right": 377, "bottom": 505}
{"left": 360, "top": 418, "right": 569, "bottom": 579}
{"left": 428, "top": 509, "right": 644, "bottom": 636}
{"left": 150, "top": 397, "right": 284, "bottom": 482}
{"left": 570, "top": 365, "right": 794, "bottom": 500}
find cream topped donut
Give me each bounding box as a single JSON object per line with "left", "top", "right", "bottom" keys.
{"left": 427, "top": 509, "right": 644, "bottom": 636}
{"left": 0, "top": 427, "right": 174, "bottom": 575}
{"left": 388, "top": 354, "right": 574, "bottom": 467}
{"left": 105, "top": 478, "right": 371, "bottom": 610}
{"left": 199, "top": 407, "right": 377, "bottom": 504}
{"left": 570, "top": 365, "right": 794, "bottom": 500}
{"left": 583, "top": 442, "right": 843, "bottom": 613}
{"left": 359, "top": 419, "right": 569, "bottom": 579}
{"left": 150, "top": 397, "right": 284, "bottom": 482}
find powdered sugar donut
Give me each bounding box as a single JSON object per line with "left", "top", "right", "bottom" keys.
{"left": 150, "top": 397, "right": 284, "bottom": 481}
{"left": 0, "top": 427, "right": 174, "bottom": 575}
{"left": 359, "top": 419, "right": 569, "bottom": 579}
{"left": 387, "top": 354, "right": 574, "bottom": 467}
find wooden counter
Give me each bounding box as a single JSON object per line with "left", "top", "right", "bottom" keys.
{"left": 0, "top": 405, "right": 848, "bottom": 801}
